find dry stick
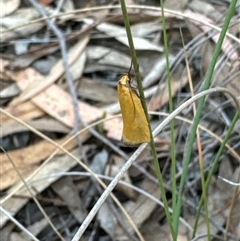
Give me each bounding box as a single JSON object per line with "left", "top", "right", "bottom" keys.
{"left": 27, "top": 0, "right": 87, "bottom": 163}
{"left": 0, "top": 110, "right": 144, "bottom": 241}
{"left": 0, "top": 206, "right": 40, "bottom": 241}
{"left": 1, "top": 147, "right": 64, "bottom": 241}
{"left": 71, "top": 87, "right": 240, "bottom": 240}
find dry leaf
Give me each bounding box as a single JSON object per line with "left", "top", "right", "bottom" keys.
{"left": 5, "top": 66, "right": 104, "bottom": 128}
{"left": 21, "top": 219, "right": 49, "bottom": 241}
{"left": 184, "top": 9, "right": 239, "bottom": 63}
{"left": 1, "top": 8, "right": 47, "bottom": 41}
{"left": 142, "top": 55, "right": 176, "bottom": 88}
{"left": 142, "top": 213, "right": 171, "bottom": 241}
{"left": 164, "top": 0, "right": 188, "bottom": 11}
{"left": 105, "top": 155, "right": 137, "bottom": 200}
{"left": 0, "top": 83, "right": 20, "bottom": 98}
{"left": 77, "top": 77, "right": 118, "bottom": 103}
{"left": 1, "top": 0, "right": 20, "bottom": 17}
{"left": 0, "top": 148, "right": 83, "bottom": 227}
{"left": 52, "top": 177, "right": 88, "bottom": 223}
{"left": 86, "top": 45, "right": 132, "bottom": 71}
{"left": 149, "top": 67, "right": 189, "bottom": 110}
{"left": 95, "top": 22, "right": 163, "bottom": 52}
{"left": 69, "top": 50, "right": 87, "bottom": 81}
{"left": 81, "top": 149, "right": 109, "bottom": 205}
{"left": 1, "top": 118, "right": 70, "bottom": 138}
{"left": 11, "top": 45, "right": 59, "bottom": 69}
{"left": 1, "top": 101, "right": 45, "bottom": 125}
{"left": 98, "top": 201, "right": 128, "bottom": 240}
{"left": 130, "top": 21, "right": 161, "bottom": 37}
{"left": 123, "top": 178, "right": 160, "bottom": 228}
{"left": 104, "top": 116, "right": 123, "bottom": 142}
{"left": 0, "top": 137, "right": 78, "bottom": 189}
{"left": 11, "top": 36, "right": 90, "bottom": 105}
{"left": 10, "top": 232, "right": 26, "bottom": 241}
{"left": 32, "top": 84, "right": 104, "bottom": 127}
{"left": 188, "top": 0, "right": 223, "bottom": 21}
{"left": 39, "top": 0, "right": 54, "bottom": 5}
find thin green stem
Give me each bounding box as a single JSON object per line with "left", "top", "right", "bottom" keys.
{"left": 159, "top": 1, "right": 177, "bottom": 234}
{"left": 119, "top": 0, "right": 175, "bottom": 238}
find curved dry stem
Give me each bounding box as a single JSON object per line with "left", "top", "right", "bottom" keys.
{"left": 2, "top": 5, "right": 239, "bottom": 43}
{"left": 150, "top": 111, "right": 240, "bottom": 162}
{"left": 218, "top": 176, "right": 240, "bottom": 186}
{"left": 153, "top": 87, "right": 240, "bottom": 137}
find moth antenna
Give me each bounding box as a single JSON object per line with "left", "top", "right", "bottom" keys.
{"left": 127, "top": 59, "right": 133, "bottom": 76}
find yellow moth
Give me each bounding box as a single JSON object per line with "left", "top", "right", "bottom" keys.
{"left": 117, "top": 73, "right": 150, "bottom": 146}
